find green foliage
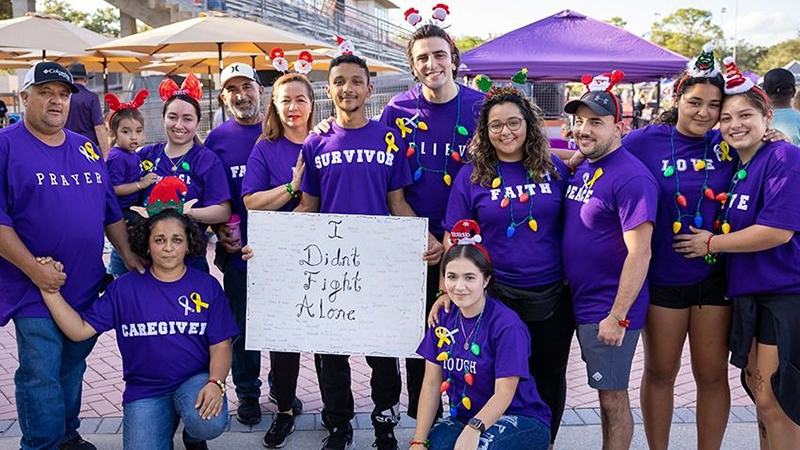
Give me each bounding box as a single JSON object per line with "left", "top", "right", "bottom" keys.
{"left": 757, "top": 35, "right": 800, "bottom": 74}
{"left": 650, "top": 8, "right": 723, "bottom": 57}
{"left": 0, "top": 0, "right": 12, "bottom": 20}
{"left": 454, "top": 35, "right": 488, "bottom": 52}
{"left": 717, "top": 40, "right": 769, "bottom": 73}
{"left": 605, "top": 17, "right": 627, "bottom": 29}
{"left": 42, "top": 0, "right": 119, "bottom": 36}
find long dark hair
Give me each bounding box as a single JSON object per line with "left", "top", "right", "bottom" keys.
{"left": 654, "top": 73, "right": 725, "bottom": 125}
{"left": 130, "top": 209, "right": 205, "bottom": 261}
{"left": 442, "top": 245, "right": 494, "bottom": 287}
{"left": 469, "top": 91, "right": 557, "bottom": 186}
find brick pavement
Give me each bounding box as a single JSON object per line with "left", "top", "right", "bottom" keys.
{"left": 0, "top": 246, "right": 752, "bottom": 420}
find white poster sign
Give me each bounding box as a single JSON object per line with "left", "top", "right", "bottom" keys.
{"left": 245, "top": 211, "right": 428, "bottom": 358}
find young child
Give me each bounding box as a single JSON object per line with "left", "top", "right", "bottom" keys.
{"left": 105, "top": 90, "right": 158, "bottom": 276}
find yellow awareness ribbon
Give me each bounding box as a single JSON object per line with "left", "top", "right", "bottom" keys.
{"left": 395, "top": 117, "right": 413, "bottom": 139}
{"left": 587, "top": 167, "right": 604, "bottom": 188}
{"left": 435, "top": 326, "right": 460, "bottom": 348}
{"left": 191, "top": 292, "right": 209, "bottom": 313}
{"left": 141, "top": 160, "right": 154, "bottom": 171}
{"left": 385, "top": 132, "right": 399, "bottom": 153}
{"left": 85, "top": 142, "right": 100, "bottom": 160}
{"left": 719, "top": 141, "right": 733, "bottom": 162}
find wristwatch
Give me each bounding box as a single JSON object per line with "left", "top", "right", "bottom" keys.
{"left": 467, "top": 417, "right": 486, "bottom": 433}
{"left": 207, "top": 378, "right": 226, "bottom": 395}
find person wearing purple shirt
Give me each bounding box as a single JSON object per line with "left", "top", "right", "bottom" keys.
{"left": 411, "top": 243, "right": 551, "bottom": 450}
{"left": 373, "top": 25, "right": 484, "bottom": 422}
{"left": 203, "top": 63, "right": 276, "bottom": 428}
{"left": 35, "top": 209, "right": 241, "bottom": 450}
{"left": 65, "top": 63, "right": 109, "bottom": 158}
{"left": 296, "top": 54, "right": 442, "bottom": 450}
{"left": 675, "top": 78, "right": 800, "bottom": 448}
{"left": 440, "top": 88, "right": 573, "bottom": 445}
{"left": 0, "top": 61, "right": 142, "bottom": 450}
{"left": 137, "top": 78, "right": 232, "bottom": 272}
{"left": 242, "top": 72, "right": 315, "bottom": 448}
{"left": 562, "top": 77, "right": 658, "bottom": 450}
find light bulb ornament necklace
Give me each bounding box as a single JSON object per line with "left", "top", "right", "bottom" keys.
{"left": 405, "top": 84, "right": 466, "bottom": 186}
{"left": 436, "top": 304, "right": 485, "bottom": 419}
{"left": 491, "top": 163, "right": 537, "bottom": 238}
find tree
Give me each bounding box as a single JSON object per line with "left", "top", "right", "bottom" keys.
{"left": 757, "top": 35, "right": 800, "bottom": 74}
{"left": 0, "top": 0, "right": 11, "bottom": 20}
{"left": 650, "top": 8, "right": 723, "bottom": 57}
{"left": 42, "top": 0, "right": 120, "bottom": 37}
{"left": 605, "top": 17, "right": 627, "bottom": 29}
{"left": 454, "top": 35, "right": 488, "bottom": 52}
{"left": 718, "top": 40, "right": 769, "bottom": 73}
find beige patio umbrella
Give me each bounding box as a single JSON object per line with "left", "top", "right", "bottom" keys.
{"left": 0, "top": 13, "right": 110, "bottom": 59}
{"left": 90, "top": 12, "right": 331, "bottom": 78}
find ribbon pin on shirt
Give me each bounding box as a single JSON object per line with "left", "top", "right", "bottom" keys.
{"left": 434, "top": 326, "right": 460, "bottom": 348}
{"left": 79, "top": 142, "right": 100, "bottom": 162}
{"left": 395, "top": 117, "right": 413, "bottom": 139}
{"left": 191, "top": 292, "right": 209, "bottom": 313}
{"left": 587, "top": 168, "right": 604, "bottom": 188}
{"left": 385, "top": 132, "right": 399, "bottom": 153}
{"left": 178, "top": 295, "right": 193, "bottom": 316}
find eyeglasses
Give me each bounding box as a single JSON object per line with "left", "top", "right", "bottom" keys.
{"left": 488, "top": 117, "right": 524, "bottom": 134}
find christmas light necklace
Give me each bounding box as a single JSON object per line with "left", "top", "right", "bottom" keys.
{"left": 436, "top": 307, "right": 484, "bottom": 420}
{"left": 404, "top": 84, "right": 467, "bottom": 186}
{"left": 664, "top": 127, "right": 725, "bottom": 235}
{"left": 491, "top": 163, "right": 537, "bottom": 238}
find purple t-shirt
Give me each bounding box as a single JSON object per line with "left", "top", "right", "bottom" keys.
{"left": 724, "top": 141, "right": 800, "bottom": 297}
{"left": 444, "top": 156, "right": 570, "bottom": 287}
{"left": 624, "top": 125, "right": 734, "bottom": 286}
{"left": 138, "top": 142, "right": 232, "bottom": 210}
{"left": 417, "top": 296, "right": 551, "bottom": 425}
{"left": 82, "top": 267, "right": 239, "bottom": 403}
{"left": 204, "top": 119, "right": 262, "bottom": 271}
{"left": 107, "top": 146, "right": 143, "bottom": 209}
{"left": 0, "top": 124, "right": 122, "bottom": 325}
{"left": 65, "top": 84, "right": 103, "bottom": 145}
{"left": 301, "top": 120, "right": 411, "bottom": 215}
{"left": 241, "top": 136, "right": 302, "bottom": 212}
{"left": 379, "top": 85, "right": 484, "bottom": 236}
{"left": 562, "top": 147, "right": 659, "bottom": 329}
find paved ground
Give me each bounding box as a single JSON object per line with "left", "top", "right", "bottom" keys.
{"left": 0, "top": 246, "right": 758, "bottom": 446}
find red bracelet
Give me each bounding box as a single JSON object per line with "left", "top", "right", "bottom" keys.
{"left": 608, "top": 311, "right": 630, "bottom": 328}
{"left": 706, "top": 234, "right": 715, "bottom": 255}
{"left": 409, "top": 439, "right": 430, "bottom": 448}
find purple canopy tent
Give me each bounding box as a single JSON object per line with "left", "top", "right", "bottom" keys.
{"left": 460, "top": 10, "right": 688, "bottom": 83}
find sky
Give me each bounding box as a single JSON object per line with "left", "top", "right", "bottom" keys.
{"left": 67, "top": 0, "right": 800, "bottom": 48}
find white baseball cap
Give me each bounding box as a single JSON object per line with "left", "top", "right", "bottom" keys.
{"left": 220, "top": 63, "right": 259, "bottom": 87}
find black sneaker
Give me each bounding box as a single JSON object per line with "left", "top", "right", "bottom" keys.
{"left": 372, "top": 427, "right": 399, "bottom": 450}
{"left": 263, "top": 413, "right": 295, "bottom": 448}
{"left": 237, "top": 396, "right": 262, "bottom": 425}
{"left": 267, "top": 388, "right": 304, "bottom": 416}
{"left": 320, "top": 425, "right": 355, "bottom": 450}
{"left": 57, "top": 435, "right": 97, "bottom": 450}
{"left": 182, "top": 429, "right": 209, "bottom": 450}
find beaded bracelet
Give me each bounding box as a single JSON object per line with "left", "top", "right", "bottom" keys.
{"left": 608, "top": 311, "right": 630, "bottom": 328}
{"left": 704, "top": 235, "right": 718, "bottom": 265}
{"left": 434, "top": 289, "right": 446, "bottom": 300}
{"left": 285, "top": 182, "right": 300, "bottom": 199}
{"left": 409, "top": 439, "right": 430, "bottom": 448}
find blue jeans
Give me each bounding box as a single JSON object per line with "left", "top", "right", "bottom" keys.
{"left": 429, "top": 415, "right": 550, "bottom": 450}
{"left": 13, "top": 317, "right": 98, "bottom": 450}
{"left": 107, "top": 248, "right": 128, "bottom": 277}
{"left": 122, "top": 372, "right": 228, "bottom": 450}
{"left": 223, "top": 263, "right": 261, "bottom": 399}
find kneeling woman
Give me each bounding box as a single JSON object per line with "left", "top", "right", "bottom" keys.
{"left": 411, "top": 227, "right": 551, "bottom": 450}
{"left": 37, "top": 204, "right": 241, "bottom": 449}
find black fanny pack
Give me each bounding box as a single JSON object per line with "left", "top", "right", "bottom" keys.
{"left": 488, "top": 280, "right": 569, "bottom": 322}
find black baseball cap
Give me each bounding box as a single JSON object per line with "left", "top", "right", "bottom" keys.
{"left": 67, "top": 62, "right": 93, "bottom": 80}
{"left": 22, "top": 61, "right": 79, "bottom": 94}
{"left": 564, "top": 90, "right": 623, "bottom": 122}
{"left": 763, "top": 68, "right": 796, "bottom": 95}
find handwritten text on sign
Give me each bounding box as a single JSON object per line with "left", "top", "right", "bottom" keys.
{"left": 245, "top": 212, "right": 428, "bottom": 357}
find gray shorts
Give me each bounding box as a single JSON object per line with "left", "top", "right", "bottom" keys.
{"left": 576, "top": 323, "right": 641, "bottom": 391}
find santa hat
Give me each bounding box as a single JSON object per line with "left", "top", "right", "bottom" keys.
{"left": 269, "top": 47, "right": 289, "bottom": 73}
{"left": 722, "top": 57, "right": 755, "bottom": 94}
{"left": 580, "top": 70, "right": 624, "bottom": 93}
{"left": 293, "top": 51, "right": 314, "bottom": 75}
{"left": 450, "top": 219, "right": 491, "bottom": 262}
{"left": 431, "top": 3, "right": 450, "bottom": 22}
{"left": 335, "top": 35, "right": 356, "bottom": 57}
{"left": 404, "top": 7, "right": 422, "bottom": 27}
